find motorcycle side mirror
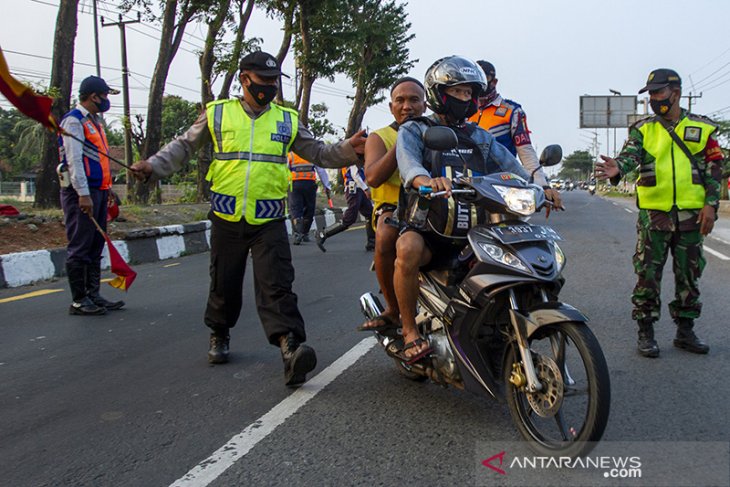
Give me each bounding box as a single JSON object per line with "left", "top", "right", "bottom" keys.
{"left": 423, "top": 126, "right": 458, "bottom": 151}
{"left": 539, "top": 144, "right": 563, "bottom": 167}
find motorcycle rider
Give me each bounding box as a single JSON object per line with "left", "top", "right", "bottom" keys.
{"left": 394, "top": 56, "right": 532, "bottom": 361}
{"left": 360, "top": 77, "right": 427, "bottom": 332}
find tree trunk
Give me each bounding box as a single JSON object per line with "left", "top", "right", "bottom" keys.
{"left": 296, "top": 0, "right": 315, "bottom": 125}
{"left": 35, "top": 0, "right": 79, "bottom": 209}
{"left": 346, "top": 64, "right": 368, "bottom": 138}
{"left": 196, "top": 0, "right": 229, "bottom": 202}
{"left": 275, "top": 2, "right": 295, "bottom": 104}
{"left": 135, "top": 0, "right": 194, "bottom": 203}
{"left": 218, "top": 0, "right": 255, "bottom": 100}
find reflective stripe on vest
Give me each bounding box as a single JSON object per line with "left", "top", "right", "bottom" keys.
{"left": 636, "top": 116, "right": 714, "bottom": 211}
{"left": 205, "top": 99, "right": 299, "bottom": 223}
{"left": 57, "top": 109, "right": 112, "bottom": 190}
{"left": 289, "top": 152, "right": 316, "bottom": 181}
{"left": 370, "top": 125, "right": 400, "bottom": 207}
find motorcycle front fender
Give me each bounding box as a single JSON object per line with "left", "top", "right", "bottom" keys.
{"left": 511, "top": 302, "right": 589, "bottom": 338}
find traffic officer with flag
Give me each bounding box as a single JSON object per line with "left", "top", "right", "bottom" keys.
{"left": 596, "top": 68, "right": 725, "bottom": 358}
{"left": 132, "top": 51, "right": 366, "bottom": 386}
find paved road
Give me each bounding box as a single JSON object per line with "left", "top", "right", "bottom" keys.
{"left": 1, "top": 191, "right": 729, "bottom": 486}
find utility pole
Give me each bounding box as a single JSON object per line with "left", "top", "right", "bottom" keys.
{"left": 102, "top": 12, "right": 140, "bottom": 200}
{"left": 92, "top": 0, "right": 101, "bottom": 77}
{"left": 683, "top": 92, "right": 702, "bottom": 113}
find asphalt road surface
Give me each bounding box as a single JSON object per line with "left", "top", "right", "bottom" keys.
{"left": 2, "top": 191, "right": 729, "bottom": 486}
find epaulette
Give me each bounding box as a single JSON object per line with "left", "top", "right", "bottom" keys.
{"left": 685, "top": 112, "right": 719, "bottom": 128}
{"left": 501, "top": 98, "right": 522, "bottom": 110}
{"left": 629, "top": 115, "right": 653, "bottom": 131}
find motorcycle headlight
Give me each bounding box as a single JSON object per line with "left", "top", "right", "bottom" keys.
{"left": 553, "top": 242, "right": 565, "bottom": 273}
{"left": 478, "top": 242, "right": 530, "bottom": 273}
{"left": 493, "top": 185, "right": 536, "bottom": 216}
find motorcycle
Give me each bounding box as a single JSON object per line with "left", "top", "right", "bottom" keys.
{"left": 360, "top": 126, "right": 610, "bottom": 457}
{"left": 588, "top": 180, "right": 596, "bottom": 195}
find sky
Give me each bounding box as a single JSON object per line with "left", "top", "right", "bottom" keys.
{"left": 2, "top": 0, "right": 730, "bottom": 174}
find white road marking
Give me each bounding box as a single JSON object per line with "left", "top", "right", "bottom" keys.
{"left": 703, "top": 245, "right": 730, "bottom": 261}
{"left": 710, "top": 236, "right": 730, "bottom": 246}
{"left": 170, "top": 336, "right": 377, "bottom": 487}
{"left": 624, "top": 208, "right": 634, "bottom": 213}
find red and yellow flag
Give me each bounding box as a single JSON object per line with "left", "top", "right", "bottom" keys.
{"left": 103, "top": 232, "right": 137, "bottom": 291}
{"left": 0, "top": 46, "right": 58, "bottom": 130}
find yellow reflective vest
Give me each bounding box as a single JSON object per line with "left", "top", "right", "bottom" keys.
{"left": 205, "top": 99, "right": 299, "bottom": 224}
{"left": 636, "top": 115, "right": 716, "bottom": 211}
{"left": 370, "top": 125, "right": 401, "bottom": 207}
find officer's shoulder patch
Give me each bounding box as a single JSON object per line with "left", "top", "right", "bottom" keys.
{"left": 502, "top": 98, "right": 521, "bottom": 109}
{"left": 494, "top": 106, "right": 508, "bottom": 117}
{"left": 685, "top": 112, "right": 718, "bottom": 128}
{"left": 630, "top": 115, "right": 653, "bottom": 131}
{"left": 683, "top": 126, "right": 702, "bottom": 143}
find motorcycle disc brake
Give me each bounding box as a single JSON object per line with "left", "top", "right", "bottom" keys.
{"left": 526, "top": 354, "right": 564, "bottom": 418}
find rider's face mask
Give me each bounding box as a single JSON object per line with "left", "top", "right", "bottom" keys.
{"left": 442, "top": 93, "right": 478, "bottom": 123}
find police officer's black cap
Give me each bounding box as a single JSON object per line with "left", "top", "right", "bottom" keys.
{"left": 477, "top": 60, "right": 496, "bottom": 80}
{"left": 239, "top": 51, "right": 290, "bottom": 78}
{"left": 638, "top": 68, "right": 681, "bottom": 94}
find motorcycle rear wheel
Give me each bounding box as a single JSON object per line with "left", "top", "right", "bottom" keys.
{"left": 504, "top": 321, "right": 610, "bottom": 457}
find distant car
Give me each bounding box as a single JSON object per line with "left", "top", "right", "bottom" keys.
{"left": 550, "top": 179, "right": 564, "bottom": 190}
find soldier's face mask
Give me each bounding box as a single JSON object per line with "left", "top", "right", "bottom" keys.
{"left": 649, "top": 88, "right": 677, "bottom": 116}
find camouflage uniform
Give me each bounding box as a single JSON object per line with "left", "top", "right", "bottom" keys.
{"left": 614, "top": 109, "right": 725, "bottom": 322}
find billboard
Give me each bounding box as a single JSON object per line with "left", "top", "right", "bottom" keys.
{"left": 580, "top": 95, "right": 638, "bottom": 128}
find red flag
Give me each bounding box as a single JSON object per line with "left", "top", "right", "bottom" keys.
{"left": 0, "top": 46, "right": 58, "bottom": 130}
{"left": 103, "top": 232, "right": 137, "bottom": 291}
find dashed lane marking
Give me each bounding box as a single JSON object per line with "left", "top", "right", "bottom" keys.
{"left": 170, "top": 336, "right": 378, "bottom": 487}
{"left": 703, "top": 245, "right": 730, "bottom": 261}
{"left": 0, "top": 288, "right": 63, "bottom": 304}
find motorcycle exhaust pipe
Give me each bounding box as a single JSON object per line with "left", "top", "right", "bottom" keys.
{"left": 359, "top": 292, "right": 384, "bottom": 320}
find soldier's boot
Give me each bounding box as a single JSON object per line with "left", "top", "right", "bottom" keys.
{"left": 86, "top": 262, "right": 125, "bottom": 310}
{"left": 301, "top": 217, "right": 313, "bottom": 242}
{"left": 673, "top": 318, "right": 709, "bottom": 354}
{"left": 208, "top": 328, "right": 230, "bottom": 364}
{"left": 637, "top": 319, "right": 659, "bottom": 358}
{"left": 315, "top": 222, "right": 348, "bottom": 253}
{"left": 365, "top": 220, "right": 376, "bottom": 252}
{"left": 292, "top": 219, "right": 303, "bottom": 245}
{"left": 67, "top": 262, "right": 106, "bottom": 316}
{"left": 279, "top": 332, "right": 317, "bottom": 387}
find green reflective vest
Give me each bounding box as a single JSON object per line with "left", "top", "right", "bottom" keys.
{"left": 205, "top": 99, "right": 299, "bottom": 224}
{"left": 636, "top": 115, "right": 716, "bottom": 211}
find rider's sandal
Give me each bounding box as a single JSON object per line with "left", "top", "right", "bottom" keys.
{"left": 398, "top": 337, "right": 433, "bottom": 365}
{"left": 356, "top": 314, "right": 400, "bottom": 333}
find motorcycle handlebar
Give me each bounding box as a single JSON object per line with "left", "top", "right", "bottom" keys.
{"left": 418, "top": 186, "right": 475, "bottom": 199}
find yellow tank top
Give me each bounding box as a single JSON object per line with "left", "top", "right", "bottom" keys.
{"left": 370, "top": 125, "right": 400, "bottom": 206}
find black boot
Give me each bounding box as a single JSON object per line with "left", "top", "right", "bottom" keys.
{"left": 279, "top": 332, "right": 317, "bottom": 387}
{"left": 365, "top": 220, "right": 376, "bottom": 252}
{"left": 292, "top": 219, "right": 303, "bottom": 245}
{"left": 315, "top": 222, "right": 348, "bottom": 253}
{"left": 637, "top": 319, "right": 659, "bottom": 358}
{"left": 674, "top": 319, "right": 709, "bottom": 354}
{"left": 67, "top": 262, "right": 106, "bottom": 316}
{"left": 86, "top": 263, "right": 125, "bottom": 311}
{"left": 208, "top": 329, "right": 230, "bottom": 364}
{"left": 301, "top": 217, "right": 313, "bottom": 242}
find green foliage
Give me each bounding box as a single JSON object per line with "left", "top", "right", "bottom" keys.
{"left": 558, "top": 149, "right": 593, "bottom": 180}
{"left": 308, "top": 103, "right": 337, "bottom": 139}
{"left": 160, "top": 95, "right": 201, "bottom": 145}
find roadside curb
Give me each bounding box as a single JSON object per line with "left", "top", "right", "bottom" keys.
{"left": 0, "top": 208, "right": 344, "bottom": 289}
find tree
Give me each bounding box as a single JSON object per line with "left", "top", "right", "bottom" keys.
{"left": 122, "top": 0, "right": 210, "bottom": 203}
{"left": 558, "top": 149, "right": 593, "bottom": 181}
{"left": 307, "top": 102, "right": 337, "bottom": 139}
{"left": 34, "top": 0, "right": 79, "bottom": 208}
{"left": 337, "top": 0, "right": 415, "bottom": 137}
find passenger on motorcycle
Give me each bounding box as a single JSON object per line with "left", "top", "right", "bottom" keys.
{"left": 394, "top": 55, "right": 532, "bottom": 361}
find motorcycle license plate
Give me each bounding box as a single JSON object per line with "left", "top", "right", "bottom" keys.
{"left": 489, "top": 224, "right": 562, "bottom": 244}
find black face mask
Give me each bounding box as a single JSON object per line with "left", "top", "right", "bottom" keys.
{"left": 443, "top": 94, "right": 477, "bottom": 123}
{"left": 650, "top": 95, "right": 674, "bottom": 116}
{"left": 246, "top": 78, "right": 278, "bottom": 106}
{"left": 94, "top": 96, "right": 110, "bottom": 113}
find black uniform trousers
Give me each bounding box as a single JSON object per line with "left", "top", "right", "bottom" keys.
{"left": 60, "top": 187, "right": 108, "bottom": 266}
{"left": 289, "top": 179, "right": 317, "bottom": 227}
{"left": 204, "top": 212, "right": 306, "bottom": 345}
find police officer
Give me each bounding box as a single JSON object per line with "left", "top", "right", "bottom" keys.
{"left": 131, "top": 51, "right": 366, "bottom": 386}
{"left": 468, "top": 61, "right": 561, "bottom": 208}
{"left": 596, "top": 68, "right": 725, "bottom": 358}
{"left": 315, "top": 164, "right": 375, "bottom": 252}
{"left": 58, "top": 75, "right": 125, "bottom": 316}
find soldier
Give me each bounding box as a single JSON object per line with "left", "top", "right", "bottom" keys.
{"left": 596, "top": 68, "right": 725, "bottom": 358}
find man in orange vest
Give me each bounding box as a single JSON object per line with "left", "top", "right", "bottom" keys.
{"left": 58, "top": 76, "right": 125, "bottom": 316}
{"left": 469, "top": 61, "right": 561, "bottom": 208}
{"left": 288, "top": 152, "right": 330, "bottom": 244}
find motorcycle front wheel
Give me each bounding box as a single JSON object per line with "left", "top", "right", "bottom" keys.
{"left": 504, "top": 321, "right": 610, "bottom": 457}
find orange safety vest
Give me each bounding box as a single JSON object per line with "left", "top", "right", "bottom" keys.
{"left": 289, "top": 152, "right": 317, "bottom": 181}
{"left": 58, "top": 108, "right": 112, "bottom": 190}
